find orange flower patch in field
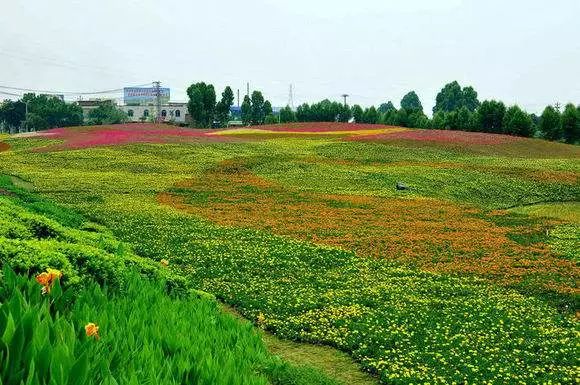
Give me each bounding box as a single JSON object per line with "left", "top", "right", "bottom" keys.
{"left": 0, "top": 142, "right": 10, "bottom": 152}
{"left": 158, "top": 160, "right": 578, "bottom": 295}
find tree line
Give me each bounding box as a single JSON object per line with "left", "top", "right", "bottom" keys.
{"left": 186, "top": 82, "right": 277, "bottom": 128}
{"left": 0, "top": 94, "right": 129, "bottom": 133}
{"left": 278, "top": 81, "right": 579, "bottom": 143}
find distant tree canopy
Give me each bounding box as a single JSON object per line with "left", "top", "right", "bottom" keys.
{"left": 0, "top": 93, "right": 83, "bottom": 132}
{"left": 241, "top": 95, "right": 252, "bottom": 125}
{"left": 180, "top": 79, "right": 578, "bottom": 143}
{"left": 433, "top": 81, "right": 480, "bottom": 114}
{"left": 478, "top": 100, "right": 506, "bottom": 134}
{"left": 87, "top": 101, "right": 128, "bottom": 125}
{"left": 561, "top": 103, "right": 580, "bottom": 143}
{"left": 540, "top": 106, "right": 563, "bottom": 141}
{"left": 215, "top": 86, "right": 234, "bottom": 127}
{"left": 279, "top": 106, "right": 296, "bottom": 123}
{"left": 400, "top": 91, "right": 423, "bottom": 113}
{"left": 187, "top": 82, "right": 216, "bottom": 128}
{"left": 378, "top": 101, "right": 396, "bottom": 114}
{"left": 0, "top": 100, "right": 26, "bottom": 130}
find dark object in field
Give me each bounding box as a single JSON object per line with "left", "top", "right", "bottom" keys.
{"left": 396, "top": 182, "right": 410, "bottom": 191}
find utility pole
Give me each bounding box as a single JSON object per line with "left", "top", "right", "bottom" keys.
{"left": 246, "top": 82, "right": 250, "bottom": 97}
{"left": 237, "top": 89, "right": 240, "bottom": 107}
{"left": 288, "top": 84, "right": 294, "bottom": 110}
{"left": 341, "top": 94, "right": 349, "bottom": 107}
{"left": 153, "top": 81, "right": 161, "bottom": 123}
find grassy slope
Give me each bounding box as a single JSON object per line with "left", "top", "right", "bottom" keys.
{"left": 1, "top": 126, "right": 579, "bottom": 384}
{"left": 0, "top": 177, "right": 341, "bottom": 385}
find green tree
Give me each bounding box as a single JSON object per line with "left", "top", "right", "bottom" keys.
{"left": 351, "top": 105, "right": 363, "bottom": 123}
{"left": 264, "top": 114, "right": 278, "bottom": 124}
{"left": 337, "top": 104, "right": 352, "bottom": 122}
{"left": 250, "top": 91, "right": 266, "bottom": 124}
{"left": 430, "top": 111, "right": 446, "bottom": 129}
{"left": 279, "top": 106, "right": 296, "bottom": 123}
{"left": 241, "top": 95, "right": 252, "bottom": 125}
{"left": 477, "top": 100, "right": 506, "bottom": 133}
{"left": 433, "top": 81, "right": 480, "bottom": 114}
{"left": 362, "top": 106, "right": 379, "bottom": 124}
{"left": 0, "top": 100, "right": 26, "bottom": 130}
{"left": 215, "top": 86, "right": 234, "bottom": 127}
{"left": 263, "top": 100, "right": 273, "bottom": 117}
{"left": 462, "top": 86, "right": 480, "bottom": 112}
{"left": 444, "top": 111, "right": 458, "bottom": 130}
{"left": 561, "top": 103, "right": 579, "bottom": 143}
{"left": 87, "top": 101, "right": 128, "bottom": 125}
{"left": 296, "top": 103, "right": 311, "bottom": 121}
{"left": 539, "top": 105, "right": 562, "bottom": 140}
{"left": 378, "top": 101, "right": 396, "bottom": 114}
{"left": 187, "top": 82, "right": 216, "bottom": 128}
{"left": 456, "top": 106, "right": 472, "bottom": 131}
{"left": 17, "top": 93, "right": 83, "bottom": 131}
{"left": 395, "top": 108, "right": 409, "bottom": 127}
{"left": 400, "top": 91, "right": 423, "bottom": 113}
{"left": 503, "top": 105, "right": 533, "bottom": 137}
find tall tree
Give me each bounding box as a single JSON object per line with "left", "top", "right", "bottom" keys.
{"left": 250, "top": 91, "right": 266, "bottom": 125}
{"left": 561, "top": 103, "right": 579, "bottom": 143}
{"left": 430, "top": 111, "right": 446, "bottom": 129}
{"left": 279, "top": 106, "right": 296, "bottom": 123}
{"left": 477, "top": 100, "right": 506, "bottom": 133}
{"left": 187, "top": 82, "right": 216, "bottom": 128}
{"left": 0, "top": 100, "right": 26, "bottom": 130}
{"left": 378, "top": 101, "right": 396, "bottom": 114}
{"left": 503, "top": 105, "right": 533, "bottom": 137}
{"left": 462, "top": 86, "right": 480, "bottom": 112}
{"left": 215, "top": 86, "right": 234, "bottom": 127}
{"left": 433, "top": 81, "right": 463, "bottom": 113}
{"left": 539, "top": 105, "right": 562, "bottom": 141}
{"left": 351, "top": 105, "right": 363, "bottom": 123}
{"left": 362, "top": 106, "right": 379, "bottom": 124}
{"left": 241, "top": 95, "right": 252, "bottom": 125}
{"left": 296, "top": 103, "right": 311, "bottom": 121}
{"left": 400, "top": 91, "right": 423, "bottom": 113}
{"left": 433, "top": 81, "right": 480, "bottom": 114}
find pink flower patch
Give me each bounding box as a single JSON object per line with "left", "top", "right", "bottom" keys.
{"left": 32, "top": 124, "right": 229, "bottom": 151}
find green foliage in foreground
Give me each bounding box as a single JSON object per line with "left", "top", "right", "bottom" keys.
{"left": 0, "top": 267, "right": 339, "bottom": 385}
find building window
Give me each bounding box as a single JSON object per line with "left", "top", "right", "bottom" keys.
{"left": 143, "top": 109, "right": 149, "bottom": 117}
{"left": 175, "top": 109, "right": 181, "bottom": 117}
{"left": 127, "top": 109, "right": 134, "bottom": 117}
{"left": 161, "top": 110, "right": 167, "bottom": 117}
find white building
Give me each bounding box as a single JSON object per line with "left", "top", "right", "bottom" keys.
{"left": 121, "top": 103, "right": 188, "bottom": 124}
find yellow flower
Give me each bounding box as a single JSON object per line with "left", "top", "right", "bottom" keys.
{"left": 257, "top": 312, "right": 266, "bottom": 326}
{"left": 85, "top": 323, "right": 100, "bottom": 340}
{"left": 160, "top": 259, "right": 170, "bottom": 267}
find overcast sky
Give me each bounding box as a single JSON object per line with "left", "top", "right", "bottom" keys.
{"left": 1, "top": 0, "right": 579, "bottom": 114}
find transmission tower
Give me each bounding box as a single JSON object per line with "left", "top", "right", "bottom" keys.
{"left": 288, "top": 84, "right": 294, "bottom": 110}
{"left": 153, "top": 81, "right": 161, "bottom": 123}
{"left": 341, "top": 94, "right": 349, "bottom": 107}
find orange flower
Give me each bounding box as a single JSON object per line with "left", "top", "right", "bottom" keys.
{"left": 85, "top": 323, "right": 100, "bottom": 340}
{"left": 160, "top": 259, "right": 169, "bottom": 267}
{"left": 35, "top": 268, "right": 63, "bottom": 294}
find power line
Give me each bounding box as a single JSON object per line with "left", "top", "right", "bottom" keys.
{"left": 0, "top": 82, "right": 153, "bottom": 96}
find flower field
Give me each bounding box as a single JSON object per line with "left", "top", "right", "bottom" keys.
{"left": 1, "top": 123, "right": 579, "bottom": 384}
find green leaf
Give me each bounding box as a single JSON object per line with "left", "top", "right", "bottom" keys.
{"left": 1, "top": 313, "right": 15, "bottom": 345}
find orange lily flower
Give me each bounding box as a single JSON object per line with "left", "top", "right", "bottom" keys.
{"left": 85, "top": 323, "right": 100, "bottom": 340}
